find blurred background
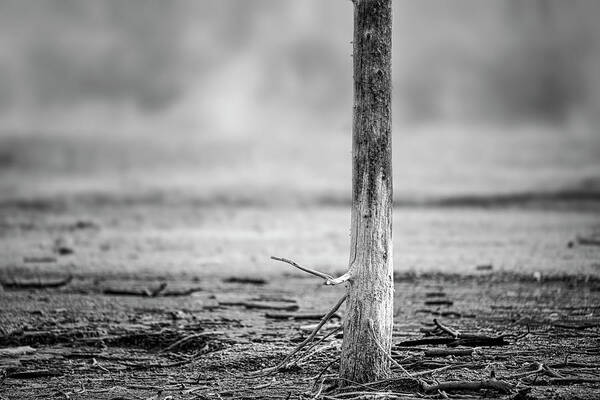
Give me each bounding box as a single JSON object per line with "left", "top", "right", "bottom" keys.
{"left": 0, "top": 0, "right": 599, "bottom": 277}
{"left": 1, "top": 0, "right": 599, "bottom": 203}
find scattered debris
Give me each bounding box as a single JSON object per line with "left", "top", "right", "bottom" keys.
{"left": 576, "top": 235, "right": 600, "bottom": 246}
{"left": 7, "top": 369, "right": 63, "bottom": 379}
{"left": 0, "top": 275, "right": 73, "bottom": 290}
{"left": 103, "top": 282, "right": 167, "bottom": 297}
{"left": 424, "top": 299, "right": 453, "bottom": 306}
{"left": 265, "top": 312, "right": 342, "bottom": 321}
{"left": 425, "top": 292, "right": 446, "bottom": 298}
{"left": 53, "top": 237, "right": 75, "bottom": 255}
{"left": 0, "top": 346, "right": 36, "bottom": 357}
{"left": 397, "top": 319, "right": 509, "bottom": 347}
{"left": 23, "top": 256, "right": 57, "bottom": 264}
{"left": 423, "top": 348, "right": 474, "bottom": 357}
{"left": 69, "top": 220, "right": 99, "bottom": 230}
{"left": 223, "top": 277, "right": 267, "bottom": 285}
{"left": 218, "top": 301, "right": 299, "bottom": 311}
{"left": 421, "top": 379, "right": 513, "bottom": 394}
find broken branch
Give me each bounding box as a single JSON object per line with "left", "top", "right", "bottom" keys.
{"left": 421, "top": 379, "right": 514, "bottom": 394}
{"left": 1, "top": 275, "right": 73, "bottom": 290}
{"left": 270, "top": 256, "right": 350, "bottom": 285}
{"left": 259, "top": 294, "right": 347, "bottom": 375}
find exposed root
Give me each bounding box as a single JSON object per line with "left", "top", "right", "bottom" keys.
{"left": 367, "top": 320, "right": 412, "bottom": 378}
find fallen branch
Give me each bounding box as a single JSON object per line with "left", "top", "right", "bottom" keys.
{"left": 425, "top": 300, "right": 453, "bottom": 306}
{"left": 1, "top": 275, "right": 73, "bottom": 290}
{"left": 223, "top": 277, "right": 267, "bottom": 285}
{"left": 501, "top": 362, "right": 544, "bottom": 379}
{"left": 258, "top": 294, "right": 347, "bottom": 375}
{"left": 423, "top": 348, "right": 473, "bottom": 357}
{"left": 433, "top": 319, "right": 460, "bottom": 338}
{"left": 553, "top": 322, "right": 599, "bottom": 330}
{"left": 412, "top": 363, "right": 477, "bottom": 377}
{"left": 576, "top": 236, "right": 600, "bottom": 246}
{"left": 265, "top": 312, "right": 342, "bottom": 321}
{"left": 160, "top": 331, "right": 224, "bottom": 353}
{"left": 218, "top": 301, "right": 299, "bottom": 311}
{"left": 7, "top": 369, "right": 63, "bottom": 379}
{"left": 0, "top": 346, "right": 36, "bottom": 357}
{"left": 162, "top": 287, "right": 204, "bottom": 296}
{"left": 425, "top": 319, "right": 509, "bottom": 347}
{"left": 23, "top": 256, "right": 57, "bottom": 263}
{"left": 548, "top": 377, "right": 600, "bottom": 385}
{"left": 396, "top": 338, "right": 457, "bottom": 347}
{"left": 421, "top": 379, "right": 514, "bottom": 394}
{"left": 102, "top": 282, "right": 167, "bottom": 297}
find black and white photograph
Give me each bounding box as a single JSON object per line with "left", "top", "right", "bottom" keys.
{"left": 1, "top": 1, "right": 599, "bottom": 399}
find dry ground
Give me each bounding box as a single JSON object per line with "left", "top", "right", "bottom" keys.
{"left": 1, "top": 200, "right": 599, "bottom": 399}
{"left": 1, "top": 125, "right": 599, "bottom": 398}
{"left": 1, "top": 271, "right": 599, "bottom": 399}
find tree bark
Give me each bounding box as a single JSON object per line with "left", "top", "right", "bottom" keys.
{"left": 339, "top": 0, "right": 393, "bottom": 384}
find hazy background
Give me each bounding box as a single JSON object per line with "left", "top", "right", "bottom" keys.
{"left": 1, "top": 1, "right": 600, "bottom": 278}
{"left": 0, "top": 0, "right": 599, "bottom": 204}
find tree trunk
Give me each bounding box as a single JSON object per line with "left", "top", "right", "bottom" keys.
{"left": 339, "top": 0, "right": 393, "bottom": 384}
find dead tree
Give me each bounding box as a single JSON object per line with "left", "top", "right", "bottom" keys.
{"left": 269, "top": 0, "right": 393, "bottom": 385}
{"left": 339, "top": 0, "right": 393, "bottom": 384}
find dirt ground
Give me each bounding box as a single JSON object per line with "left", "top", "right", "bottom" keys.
{"left": 1, "top": 271, "right": 599, "bottom": 399}
{"left": 1, "top": 199, "right": 600, "bottom": 399}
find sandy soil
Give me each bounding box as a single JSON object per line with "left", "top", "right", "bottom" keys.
{"left": 1, "top": 125, "right": 599, "bottom": 398}
{"left": 1, "top": 201, "right": 599, "bottom": 399}
{"left": 1, "top": 273, "right": 599, "bottom": 399}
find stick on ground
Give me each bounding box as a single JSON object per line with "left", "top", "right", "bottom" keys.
{"left": 421, "top": 379, "right": 514, "bottom": 394}
{"left": 258, "top": 294, "right": 347, "bottom": 375}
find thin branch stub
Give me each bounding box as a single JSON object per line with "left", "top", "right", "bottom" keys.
{"left": 270, "top": 256, "right": 351, "bottom": 285}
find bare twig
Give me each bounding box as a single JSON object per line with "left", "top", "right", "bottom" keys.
{"left": 265, "top": 312, "right": 342, "bottom": 321}
{"left": 411, "top": 363, "right": 476, "bottom": 377}
{"left": 501, "top": 362, "right": 544, "bottom": 379}
{"left": 549, "top": 377, "right": 600, "bottom": 385}
{"left": 433, "top": 319, "right": 460, "bottom": 338}
{"left": 102, "top": 282, "right": 167, "bottom": 297}
{"left": 424, "top": 348, "right": 474, "bottom": 357}
{"left": 258, "top": 294, "right": 347, "bottom": 375}
{"left": 542, "top": 364, "right": 565, "bottom": 378}
{"left": 295, "top": 326, "right": 342, "bottom": 366}
{"left": 160, "top": 331, "right": 223, "bottom": 353}
{"left": 91, "top": 358, "right": 110, "bottom": 373}
{"left": 271, "top": 256, "right": 350, "bottom": 286}
{"left": 421, "top": 379, "right": 514, "bottom": 394}
{"left": 7, "top": 369, "right": 63, "bottom": 379}
{"left": 271, "top": 256, "right": 334, "bottom": 281}
{"left": 218, "top": 301, "right": 299, "bottom": 311}
{"left": 399, "top": 320, "right": 508, "bottom": 347}
{"left": 368, "top": 320, "right": 412, "bottom": 378}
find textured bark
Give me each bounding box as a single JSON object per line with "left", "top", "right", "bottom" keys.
{"left": 340, "top": 0, "right": 393, "bottom": 384}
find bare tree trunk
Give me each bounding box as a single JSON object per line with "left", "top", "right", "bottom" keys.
{"left": 339, "top": 0, "right": 393, "bottom": 384}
